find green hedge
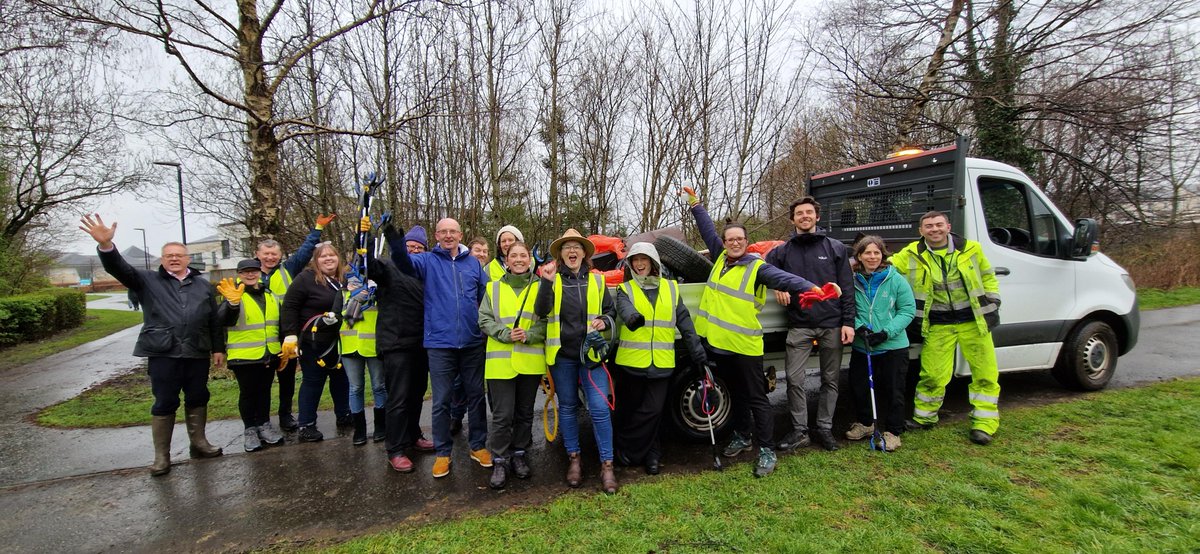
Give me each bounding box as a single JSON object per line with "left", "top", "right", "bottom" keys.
{"left": 0, "top": 288, "right": 87, "bottom": 348}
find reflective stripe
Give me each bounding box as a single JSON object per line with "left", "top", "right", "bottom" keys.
{"left": 916, "top": 392, "right": 943, "bottom": 404}
{"left": 358, "top": 333, "right": 376, "bottom": 340}
{"left": 943, "top": 280, "right": 966, "bottom": 290}
{"left": 706, "top": 280, "right": 758, "bottom": 303}
{"left": 971, "top": 409, "right": 1000, "bottom": 419}
{"left": 977, "top": 303, "right": 999, "bottom": 315}
{"left": 699, "top": 313, "right": 764, "bottom": 337}
{"left": 233, "top": 323, "right": 266, "bottom": 331}
{"left": 969, "top": 392, "right": 1000, "bottom": 404}
{"left": 486, "top": 350, "right": 513, "bottom": 360}
{"left": 929, "top": 300, "right": 972, "bottom": 311}
{"left": 913, "top": 407, "right": 938, "bottom": 418}
{"left": 545, "top": 338, "right": 562, "bottom": 346}
{"left": 227, "top": 341, "right": 268, "bottom": 349}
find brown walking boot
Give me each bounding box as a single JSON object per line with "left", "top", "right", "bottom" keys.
{"left": 149, "top": 414, "right": 174, "bottom": 476}
{"left": 600, "top": 460, "right": 619, "bottom": 495}
{"left": 185, "top": 406, "right": 223, "bottom": 458}
{"left": 566, "top": 452, "right": 582, "bottom": 488}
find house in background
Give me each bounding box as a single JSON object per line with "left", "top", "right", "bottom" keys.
{"left": 185, "top": 222, "right": 252, "bottom": 281}
{"left": 49, "top": 246, "right": 160, "bottom": 289}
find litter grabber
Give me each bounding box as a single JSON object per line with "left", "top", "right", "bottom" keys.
{"left": 701, "top": 362, "right": 723, "bottom": 471}
{"left": 343, "top": 172, "right": 382, "bottom": 327}
{"left": 865, "top": 339, "right": 886, "bottom": 453}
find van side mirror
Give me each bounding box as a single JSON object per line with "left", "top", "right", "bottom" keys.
{"left": 1069, "top": 218, "right": 1098, "bottom": 260}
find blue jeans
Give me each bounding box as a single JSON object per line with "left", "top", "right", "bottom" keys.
{"left": 428, "top": 346, "right": 487, "bottom": 456}
{"left": 342, "top": 354, "right": 386, "bottom": 413}
{"left": 297, "top": 348, "right": 350, "bottom": 428}
{"left": 551, "top": 358, "right": 614, "bottom": 462}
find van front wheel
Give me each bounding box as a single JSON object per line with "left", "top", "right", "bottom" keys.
{"left": 1052, "top": 320, "right": 1117, "bottom": 391}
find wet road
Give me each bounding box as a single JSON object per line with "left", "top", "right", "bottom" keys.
{"left": 0, "top": 303, "right": 1196, "bottom": 552}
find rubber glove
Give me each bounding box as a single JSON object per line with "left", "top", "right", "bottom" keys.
{"left": 681, "top": 186, "right": 700, "bottom": 207}
{"left": 315, "top": 213, "right": 336, "bottom": 230}
{"left": 279, "top": 335, "right": 299, "bottom": 371}
{"left": 216, "top": 278, "right": 244, "bottom": 305}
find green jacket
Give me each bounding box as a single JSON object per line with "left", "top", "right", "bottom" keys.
{"left": 852, "top": 265, "right": 916, "bottom": 353}
{"left": 477, "top": 270, "right": 547, "bottom": 345}
{"left": 890, "top": 235, "right": 1001, "bottom": 336}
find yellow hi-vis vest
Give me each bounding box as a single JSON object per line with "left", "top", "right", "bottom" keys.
{"left": 339, "top": 291, "right": 378, "bottom": 357}
{"left": 484, "top": 279, "right": 545, "bottom": 379}
{"left": 486, "top": 258, "right": 506, "bottom": 282}
{"left": 615, "top": 279, "right": 679, "bottom": 369}
{"left": 266, "top": 267, "right": 293, "bottom": 298}
{"left": 545, "top": 272, "right": 605, "bottom": 365}
{"left": 226, "top": 292, "right": 282, "bottom": 361}
{"left": 695, "top": 253, "right": 766, "bottom": 356}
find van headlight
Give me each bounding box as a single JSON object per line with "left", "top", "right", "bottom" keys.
{"left": 1121, "top": 274, "right": 1135, "bottom": 293}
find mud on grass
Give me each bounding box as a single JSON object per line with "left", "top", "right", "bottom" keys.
{"left": 35, "top": 368, "right": 346, "bottom": 428}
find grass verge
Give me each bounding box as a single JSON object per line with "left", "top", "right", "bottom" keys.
{"left": 85, "top": 294, "right": 112, "bottom": 302}
{"left": 1138, "top": 286, "right": 1200, "bottom": 311}
{"left": 36, "top": 369, "right": 358, "bottom": 427}
{"left": 328, "top": 378, "right": 1200, "bottom": 553}
{"left": 0, "top": 309, "right": 143, "bottom": 373}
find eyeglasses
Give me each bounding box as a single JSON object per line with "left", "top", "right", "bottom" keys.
{"left": 723, "top": 237, "right": 747, "bottom": 244}
{"left": 435, "top": 229, "right": 461, "bottom": 236}
{"left": 560, "top": 244, "right": 585, "bottom": 252}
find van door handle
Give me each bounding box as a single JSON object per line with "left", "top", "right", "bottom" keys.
{"left": 995, "top": 267, "right": 1011, "bottom": 276}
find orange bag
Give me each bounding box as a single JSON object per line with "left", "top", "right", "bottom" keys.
{"left": 589, "top": 235, "right": 627, "bottom": 259}
{"left": 746, "top": 240, "right": 784, "bottom": 256}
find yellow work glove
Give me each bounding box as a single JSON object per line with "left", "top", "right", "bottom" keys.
{"left": 278, "top": 335, "right": 299, "bottom": 371}
{"left": 216, "top": 278, "right": 244, "bottom": 305}
{"left": 681, "top": 186, "right": 700, "bottom": 207}
{"left": 359, "top": 215, "right": 371, "bottom": 233}
{"left": 315, "top": 213, "right": 336, "bottom": 230}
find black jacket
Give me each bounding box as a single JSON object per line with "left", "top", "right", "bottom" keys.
{"left": 280, "top": 268, "right": 343, "bottom": 346}
{"left": 765, "top": 229, "right": 856, "bottom": 329}
{"left": 98, "top": 247, "right": 224, "bottom": 359}
{"left": 371, "top": 224, "right": 426, "bottom": 353}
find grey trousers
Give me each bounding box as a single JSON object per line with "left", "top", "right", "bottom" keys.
{"left": 784, "top": 327, "right": 843, "bottom": 432}
{"left": 486, "top": 374, "right": 541, "bottom": 459}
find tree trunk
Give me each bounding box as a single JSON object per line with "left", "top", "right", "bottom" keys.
{"left": 892, "top": 0, "right": 965, "bottom": 152}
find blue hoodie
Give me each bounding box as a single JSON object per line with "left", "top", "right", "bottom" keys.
{"left": 392, "top": 232, "right": 488, "bottom": 349}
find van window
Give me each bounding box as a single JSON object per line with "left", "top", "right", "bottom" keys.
{"left": 978, "top": 178, "right": 1063, "bottom": 257}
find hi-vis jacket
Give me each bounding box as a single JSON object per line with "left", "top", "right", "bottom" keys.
{"left": 890, "top": 234, "right": 1001, "bottom": 336}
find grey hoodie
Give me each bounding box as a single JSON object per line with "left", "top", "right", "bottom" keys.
{"left": 614, "top": 243, "right": 708, "bottom": 378}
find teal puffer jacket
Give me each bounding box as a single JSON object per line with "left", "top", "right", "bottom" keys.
{"left": 852, "top": 265, "right": 916, "bottom": 354}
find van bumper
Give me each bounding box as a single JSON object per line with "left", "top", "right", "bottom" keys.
{"left": 1119, "top": 304, "right": 1139, "bottom": 355}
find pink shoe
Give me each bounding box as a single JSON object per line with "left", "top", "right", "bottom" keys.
{"left": 389, "top": 455, "right": 414, "bottom": 473}
{"left": 414, "top": 437, "right": 435, "bottom": 452}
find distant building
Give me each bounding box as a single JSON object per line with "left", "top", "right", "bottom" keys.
{"left": 49, "top": 246, "right": 160, "bottom": 289}
{"left": 186, "top": 222, "right": 252, "bottom": 281}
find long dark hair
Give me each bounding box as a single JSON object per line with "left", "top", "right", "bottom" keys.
{"left": 852, "top": 235, "right": 892, "bottom": 274}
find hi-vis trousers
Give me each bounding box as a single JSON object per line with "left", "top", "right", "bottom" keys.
{"left": 913, "top": 321, "right": 1000, "bottom": 434}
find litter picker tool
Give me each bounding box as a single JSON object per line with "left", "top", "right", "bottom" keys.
{"left": 701, "top": 363, "right": 723, "bottom": 471}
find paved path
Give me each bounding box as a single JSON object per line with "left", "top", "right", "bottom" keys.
{"left": 0, "top": 304, "right": 1196, "bottom": 552}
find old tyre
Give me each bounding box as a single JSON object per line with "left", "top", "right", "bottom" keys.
{"left": 1051, "top": 320, "right": 1118, "bottom": 391}
{"left": 666, "top": 366, "right": 732, "bottom": 442}
{"left": 654, "top": 235, "right": 713, "bottom": 283}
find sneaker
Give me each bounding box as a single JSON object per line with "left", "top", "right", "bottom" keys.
{"left": 278, "top": 413, "right": 299, "bottom": 432}
{"left": 753, "top": 448, "right": 777, "bottom": 478}
{"left": 845, "top": 422, "right": 875, "bottom": 441}
{"left": 813, "top": 429, "right": 840, "bottom": 451}
{"left": 432, "top": 456, "right": 452, "bottom": 478}
{"left": 905, "top": 418, "right": 935, "bottom": 431}
{"left": 414, "top": 437, "right": 435, "bottom": 452}
{"left": 257, "top": 422, "right": 284, "bottom": 445}
{"left": 882, "top": 432, "right": 901, "bottom": 452}
{"left": 969, "top": 429, "right": 993, "bottom": 446}
{"left": 722, "top": 432, "right": 752, "bottom": 458}
{"left": 297, "top": 426, "right": 324, "bottom": 443}
{"left": 489, "top": 458, "right": 508, "bottom": 489}
{"left": 243, "top": 427, "right": 263, "bottom": 452}
{"left": 389, "top": 454, "right": 414, "bottom": 473}
{"left": 511, "top": 452, "right": 532, "bottom": 479}
{"left": 471, "top": 448, "right": 494, "bottom": 468}
{"left": 778, "top": 430, "right": 811, "bottom": 451}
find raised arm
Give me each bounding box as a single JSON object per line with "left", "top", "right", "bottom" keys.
{"left": 80, "top": 214, "right": 146, "bottom": 291}
{"left": 283, "top": 214, "right": 332, "bottom": 275}
{"left": 755, "top": 261, "right": 817, "bottom": 293}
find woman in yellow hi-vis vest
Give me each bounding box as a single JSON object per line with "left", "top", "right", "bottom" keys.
{"left": 613, "top": 242, "right": 708, "bottom": 476}
{"left": 340, "top": 289, "right": 383, "bottom": 446}
{"left": 477, "top": 242, "right": 546, "bottom": 489}
{"left": 683, "top": 187, "right": 821, "bottom": 478}
{"left": 216, "top": 259, "right": 285, "bottom": 453}
{"left": 534, "top": 229, "right": 619, "bottom": 494}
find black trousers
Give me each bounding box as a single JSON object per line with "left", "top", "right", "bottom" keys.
{"left": 231, "top": 357, "right": 278, "bottom": 428}
{"left": 275, "top": 357, "right": 297, "bottom": 417}
{"left": 381, "top": 348, "right": 429, "bottom": 456}
{"left": 147, "top": 357, "right": 211, "bottom": 416}
{"left": 713, "top": 351, "right": 774, "bottom": 450}
{"left": 613, "top": 369, "right": 670, "bottom": 465}
{"left": 848, "top": 348, "right": 908, "bottom": 435}
{"left": 486, "top": 374, "right": 541, "bottom": 459}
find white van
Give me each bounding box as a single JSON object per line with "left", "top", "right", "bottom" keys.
{"left": 657, "top": 137, "right": 1140, "bottom": 440}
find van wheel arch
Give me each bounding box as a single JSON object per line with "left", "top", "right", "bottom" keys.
{"left": 1051, "top": 319, "right": 1118, "bottom": 391}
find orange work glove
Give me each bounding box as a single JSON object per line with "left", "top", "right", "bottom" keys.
{"left": 315, "top": 213, "right": 336, "bottom": 230}
{"left": 215, "top": 278, "right": 244, "bottom": 305}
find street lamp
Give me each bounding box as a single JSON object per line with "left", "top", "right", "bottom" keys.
{"left": 152, "top": 161, "right": 186, "bottom": 244}
{"left": 133, "top": 227, "right": 149, "bottom": 269}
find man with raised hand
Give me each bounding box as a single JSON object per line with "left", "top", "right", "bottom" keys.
{"left": 256, "top": 213, "right": 335, "bottom": 432}
{"left": 392, "top": 217, "right": 490, "bottom": 478}
{"left": 765, "top": 196, "right": 856, "bottom": 453}
{"left": 79, "top": 214, "right": 226, "bottom": 476}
